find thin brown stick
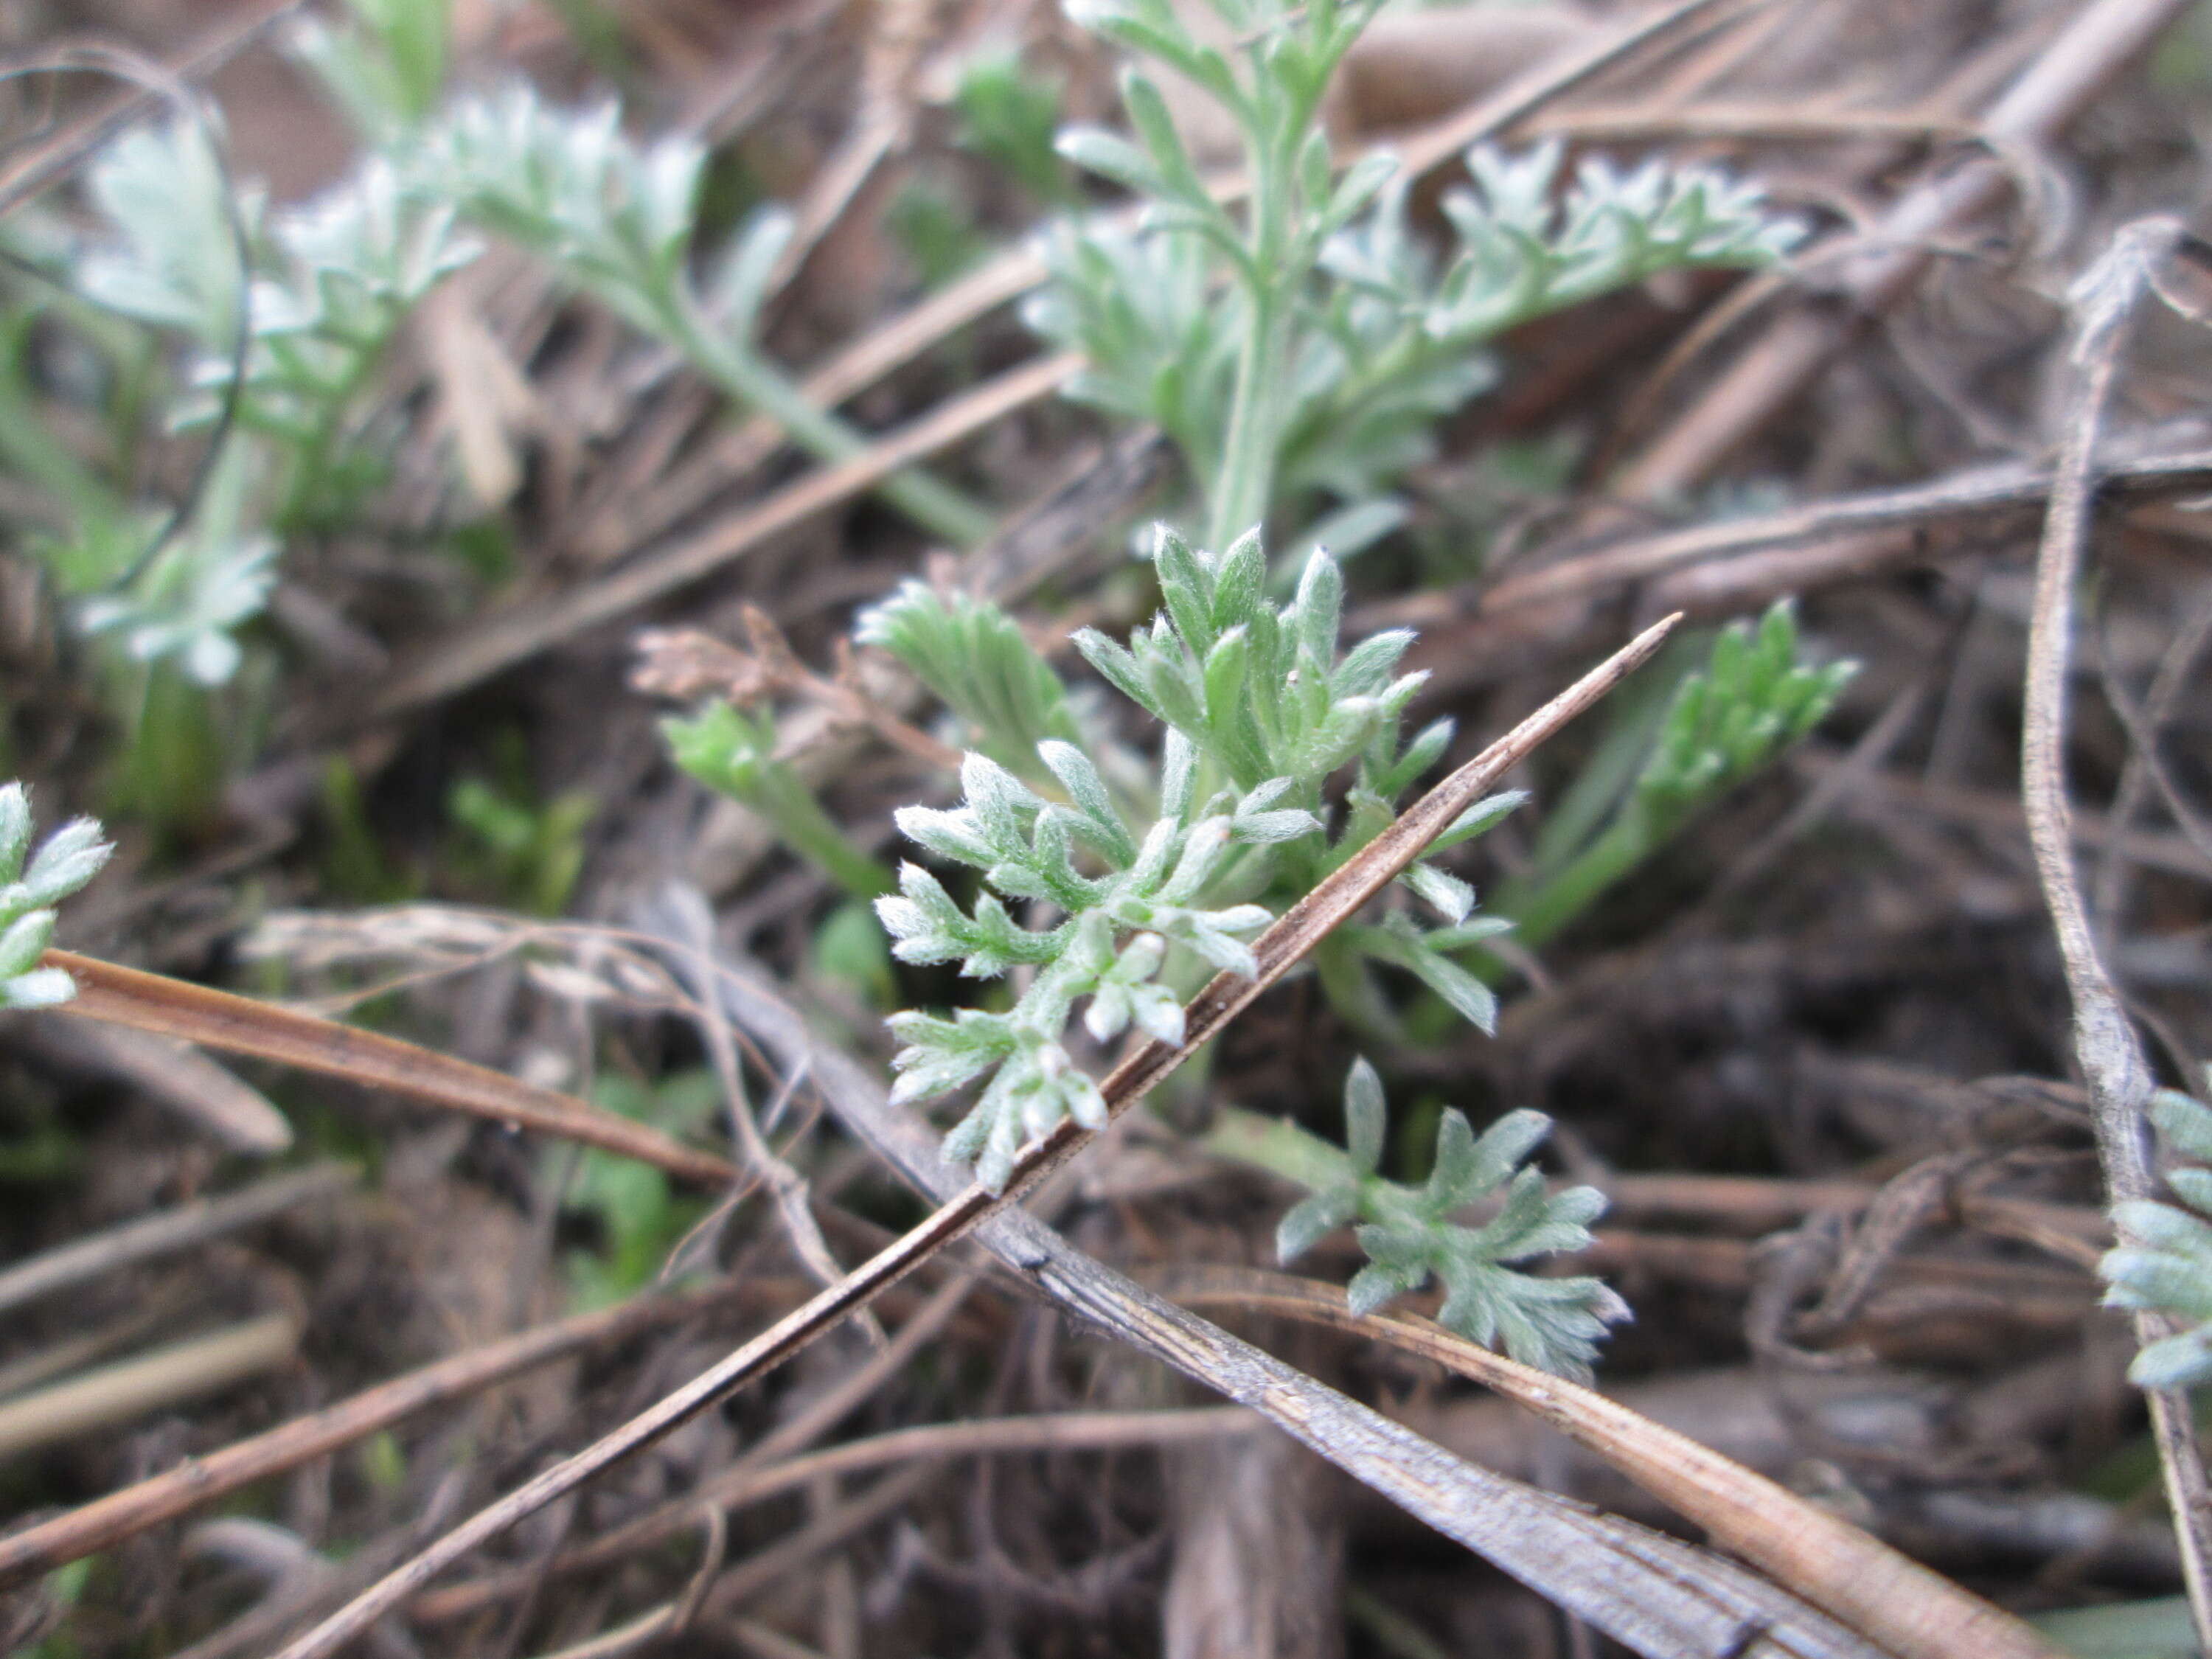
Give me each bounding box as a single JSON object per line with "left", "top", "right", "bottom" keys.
{"left": 45, "top": 950, "right": 737, "bottom": 1187}
{"left": 0, "top": 1162, "right": 352, "bottom": 1318}
{"left": 1373, "top": 439, "right": 2212, "bottom": 633}
{"left": 1155, "top": 1267, "right": 2063, "bottom": 1659}
{"left": 520, "top": 1411, "right": 1258, "bottom": 1657}
{"left": 268, "top": 618, "right": 1679, "bottom": 1659}
{"left": 2019, "top": 215, "right": 2212, "bottom": 1655}
{"left": 521, "top": 1466, "right": 938, "bottom": 1659}
{"left": 0, "top": 1281, "right": 740, "bottom": 1588}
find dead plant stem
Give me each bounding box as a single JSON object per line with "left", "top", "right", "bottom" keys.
{"left": 2018, "top": 215, "right": 2212, "bottom": 1655}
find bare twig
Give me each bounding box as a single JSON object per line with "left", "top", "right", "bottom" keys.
{"left": 2018, "top": 215, "right": 2212, "bottom": 1654}
{"left": 0, "top": 1163, "right": 349, "bottom": 1318}
{"left": 1152, "top": 1266, "right": 2063, "bottom": 1659}
{"left": 269, "top": 619, "right": 1679, "bottom": 1659}
{"left": 44, "top": 950, "right": 737, "bottom": 1187}
{"left": 0, "top": 1281, "right": 741, "bottom": 1588}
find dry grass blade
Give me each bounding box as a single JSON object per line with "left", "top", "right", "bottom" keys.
{"left": 0, "top": 1281, "right": 741, "bottom": 1589}
{"left": 0, "top": 1313, "right": 302, "bottom": 1463}
{"left": 1154, "top": 1265, "right": 2065, "bottom": 1659}
{"left": 1480, "top": 443, "right": 2212, "bottom": 618}
{"left": 2018, "top": 215, "right": 2212, "bottom": 1654}
{"left": 265, "top": 618, "right": 1679, "bottom": 1659}
{"left": 44, "top": 950, "right": 737, "bottom": 1186}
{"left": 0, "top": 1162, "right": 352, "bottom": 1318}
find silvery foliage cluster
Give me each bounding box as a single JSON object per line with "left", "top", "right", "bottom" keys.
{"left": 407, "top": 82, "right": 990, "bottom": 546}
{"left": 62, "top": 113, "right": 475, "bottom": 683}
{"left": 2102, "top": 1074, "right": 2212, "bottom": 1391}
{"left": 1027, "top": 0, "right": 1801, "bottom": 527}
{"left": 409, "top": 84, "right": 731, "bottom": 341}
{"left": 857, "top": 586, "right": 1085, "bottom": 780}
{"left": 865, "top": 526, "right": 1517, "bottom": 1193}
{"left": 1276, "top": 1059, "right": 1628, "bottom": 1379}
{"left": 1632, "top": 603, "right": 1856, "bottom": 843}
{"left": 0, "top": 784, "right": 112, "bottom": 1012}
{"left": 1503, "top": 603, "right": 1855, "bottom": 949}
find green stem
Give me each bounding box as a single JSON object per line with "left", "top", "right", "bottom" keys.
{"left": 1206, "top": 273, "right": 1290, "bottom": 552}
{"left": 1496, "top": 809, "right": 1650, "bottom": 954}
{"left": 747, "top": 759, "right": 896, "bottom": 902}
{"left": 663, "top": 293, "right": 995, "bottom": 549}
{"left": 1203, "top": 79, "right": 1307, "bottom": 555}
{"left": 1205, "top": 1102, "right": 1358, "bottom": 1192}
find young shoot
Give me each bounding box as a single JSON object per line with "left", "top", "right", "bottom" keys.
{"left": 1211, "top": 1058, "right": 1629, "bottom": 1380}
{"left": 1500, "top": 602, "right": 1854, "bottom": 950}
{"left": 866, "top": 525, "right": 1519, "bottom": 1193}
{"left": 409, "top": 85, "right": 995, "bottom": 548}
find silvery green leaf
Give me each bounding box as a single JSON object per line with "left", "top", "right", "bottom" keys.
{"left": 894, "top": 805, "right": 996, "bottom": 869}
{"left": 1278, "top": 1187, "right": 1358, "bottom": 1263}
{"left": 0, "top": 909, "right": 55, "bottom": 980}
{"left": 2129, "top": 1330, "right": 2212, "bottom": 1391}
{"left": 2152, "top": 1090, "right": 2212, "bottom": 1164}
{"left": 1037, "top": 741, "right": 1134, "bottom": 864}
{"left": 19, "top": 819, "right": 114, "bottom": 909}
{"left": 0, "top": 785, "right": 32, "bottom": 879}
{"left": 1291, "top": 552, "right": 1343, "bottom": 666}
{"left": 0, "top": 967, "right": 80, "bottom": 1012}
{"left": 1158, "top": 816, "right": 1234, "bottom": 903}
{"left": 1056, "top": 126, "right": 1164, "bottom": 196}
{"left": 1330, "top": 628, "right": 1412, "bottom": 698}
{"left": 709, "top": 205, "right": 795, "bottom": 328}
{"left": 1400, "top": 860, "right": 1472, "bottom": 925}
{"left": 1346, "top": 1253, "right": 1427, "bottom": 1317}
{"left": 1167, "top": 915, "right": 1259, "bottom": 978}
{"left": 1121, "top": 70, "right": 1210, "bottom": 210}
{"left": 1128, "top": 981, "right": 1184, "bottom": 1045}
{"left": 1428, "top": 790, "right": 1528, "bottom": 853}
{"left": 1231, "top": 809, "right": 1319, "bottom": 845}
{"left": 1083, "top": 982, "right": 1133, "bottom": 1042}
{"left": 1320, "top": 151, "right": 1399, "bottom": 237}
{"left": 1344, "top": 1056, "right": 1385, "bottom": 1174}
{"left": 1072, "top": 627, "right": 1155, "bottom": 713}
